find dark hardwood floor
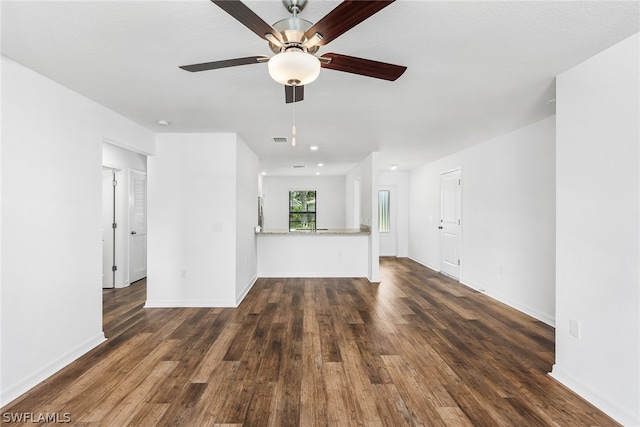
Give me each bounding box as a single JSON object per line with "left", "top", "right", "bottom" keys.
{"left": 2, "top": 258, "right": 619, "bottom": 426}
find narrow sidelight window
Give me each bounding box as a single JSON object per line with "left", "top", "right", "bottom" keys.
{"left": 379, "top": 190, "right": 390, "bottom": 233}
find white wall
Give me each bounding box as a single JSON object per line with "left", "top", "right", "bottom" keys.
{"left": 552, "top": 33, "right": 639, "bottom": 426}
{"left": 346, "top": 153, "right": 380, "bottom": 281}
{"left": 235, "top": 138, "right": 259, "bottom": 303}
{"left": 146, "top": 133, "right": 258, "bottom": 307}
{"left": 102, "top": 142, "right": 147, "bottom": 287}
{"left": 1, "top": 56, "right": 154, "bottom": 405}
{"left": 379, "top": 171, "right": 409, "bottom": 257}
{"left": 257, "top": 234, "right": 369, "bottom": 277}
{"left": 409, "top": 117, "right": 556, "bottom": 325}
{"left": 261, "top": 175, "right": 346, "bottom": 230}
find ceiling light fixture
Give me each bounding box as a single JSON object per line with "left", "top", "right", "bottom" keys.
{"left": 268, "top": 50, "right": 320, "bottom": 86}
{"left": 317, "top": 163, "right": 324, "bottom": 167}
{"left": 390, "top": 164, "right": 398, "bottom": 170}
{"left": 310, "top": 145, "right": 319, "bottom": 151}
{"left": 157, "top": 120, "right": 170, "bottom": 126}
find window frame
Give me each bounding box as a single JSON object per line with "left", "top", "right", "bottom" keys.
{"left": 289, "top": 190, "right": 317, "bottom": 231}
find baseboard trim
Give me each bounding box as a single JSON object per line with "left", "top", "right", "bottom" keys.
{"left": 405, "top": 257, "right": 555, "bottom": 327}
{"left": 407, "top": 256, "right": 440, "bottom": 273}
{"left": 236, "top": 275, "right": 258, "bottom": 306}
{"left": 257, "top": 272, "right": 368, "bottom": 278}
{"left": 144, "top": 300, "right": 237, "bottom": 308}
{"left": 460, "top": 278, "right": 555, "bottom": 327}
{"left": 549, "top": 365, "right": 639, "bottom": 426}
{"left": 1, "top": 332, "right": 106, "bottom": 407}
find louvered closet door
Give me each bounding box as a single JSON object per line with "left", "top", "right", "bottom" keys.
{"left": 129, "top": 170, "right": 147, "bottom": 283}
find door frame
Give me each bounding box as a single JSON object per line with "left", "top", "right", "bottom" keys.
{"left": 439, "top": 167, "right": 462, "bottom": 280}
{"left": 378, "top": 185, "right": 398, "bottom": 256}
{"left": 128, "top": 169, "right": 147, "bottom": 283}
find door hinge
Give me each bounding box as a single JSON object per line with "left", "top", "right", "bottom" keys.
{"left": 458, "top": 179, "right": 461, "bottom": 185}
{"left": 112, "top": 265, "right": 118, "bottom": 272}
{"left": 458, "top": 219, "right": 461, "bottom": 225}
{"left": 112, "top": 223, "right": 117, "bottom": 229}
{"left": 112, "top": 180, "right": 117, "bottom": 186}
{"left": 457, "top": 259, "right": 461, "bottom": 266}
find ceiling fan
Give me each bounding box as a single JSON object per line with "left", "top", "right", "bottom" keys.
{"left": 180, "top": 0, "right": 407, "bottom": 103}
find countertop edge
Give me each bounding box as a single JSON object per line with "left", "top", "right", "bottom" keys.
{"left": 255, "top": 228, "right": 370, "bottom": 236}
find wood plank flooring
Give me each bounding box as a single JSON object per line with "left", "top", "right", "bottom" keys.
{"left": 2, "top": 258, "right": 619, "bottom": 426}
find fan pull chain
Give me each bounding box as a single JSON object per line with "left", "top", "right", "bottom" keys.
{"left": 291, "top": 85, "right": 297, "bottom": 147}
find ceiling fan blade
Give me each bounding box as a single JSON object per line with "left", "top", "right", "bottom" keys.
{"left": 304, "top": 0, "right": 395, "bottom": 46}
{"left": 211, "top": 0, "right": 284, "bottom": 44}
{"left": 180, "top": 55, "right": 269, "bottom": 72}
{"left": 285, "top": 85, "right": 305, "bottom": 103}
{"left": 320, "top": 53, "right": 406, "bottom": 81}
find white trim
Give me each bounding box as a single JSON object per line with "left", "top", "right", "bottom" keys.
{"left": 549, "top": 365, "right": 639, "bottom": 427}
{"left": 0, "top": 333, "right": 106, "bottom": 407}
{"left": 236, "top": 275, "right": 258, "bottom": 306}
{"left": 102, "top": 136, "right": 154, "bottom": 156}
{"left": 258, "top": 272, "right": 368, "bottom": 279}
{"left": 144, "top": 300, "right": 238, "bottom": 308}
{"left": 407, "top": 256, "right": 440, "bottom": 273}
{"left": 406, "top": 256, "right": 555, "bottom": 326}
{"left": 460, "top": 278, "right": 555, "bottom": 327}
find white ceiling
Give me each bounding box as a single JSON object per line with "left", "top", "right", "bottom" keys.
{"left": 2, "top": 0, "right": 638, "bottom": 175}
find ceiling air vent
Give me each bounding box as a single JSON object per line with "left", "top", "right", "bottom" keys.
{"left": 292, "top": 165, "right": 306, "bottom": 169}
{"left": 273, "top": 137, "right": 288, "bottom": 144}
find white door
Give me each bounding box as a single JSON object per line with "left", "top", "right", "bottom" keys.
{"left": 379, "top": 187, "right": 397, "bottom": 256}
{"left": 129, "top": 170, "right": 147, "bottom": 283}
{"left": 102, "top": 169, "right": 115, "bottom": 288}
{"left": 440, "top": 169, "right": 461, "bottom": 279}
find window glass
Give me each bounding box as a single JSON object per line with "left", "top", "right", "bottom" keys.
{"left": 289, "top": 191, "right": 316, "bottom": 230}
{"left": 379, "top": 190, "right": 390, "bottom": 233}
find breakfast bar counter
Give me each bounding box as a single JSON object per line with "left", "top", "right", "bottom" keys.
{"left": 256, "top": 228, "right": 370, "bottom": 235}
{"left": 255, "top": 228, "right": 370, "bottom": 278}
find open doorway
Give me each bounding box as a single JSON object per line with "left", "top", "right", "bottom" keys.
{"left": 102, "top": 142, "right": 148, "bottom": 339}
{"left": 102, "top": 168, "right": 117, "bottom": 288}
{"left": 102, "top": 142, "right": 147, "bottom": 288}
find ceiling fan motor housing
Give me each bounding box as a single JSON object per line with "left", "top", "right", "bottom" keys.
{"left": 269, "top": 17, "right": 319, "bottom": 55}
{"left": 282, "top": 0, "right": 308, "bottom": 14}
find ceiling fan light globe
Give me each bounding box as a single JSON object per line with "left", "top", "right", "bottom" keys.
{"left": 268, "top": 51, "right": 320, "bottom": 86}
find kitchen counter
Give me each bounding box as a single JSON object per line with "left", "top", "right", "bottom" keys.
{"left": 256, "top": 228, "right": 370, "bottom": 235}
{"left": 255, "top": 227, "right": 370, "bottom": 278}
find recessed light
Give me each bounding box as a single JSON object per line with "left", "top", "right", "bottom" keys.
{"left": 317, "top": 163, "right": 324, "bottom": 167}
{"left": 390, "top": 164, "right": 398, "bottom": 170}
{"left": 316, "top": 172, "right": 321, "bottom": 175}
{"left": 261, "top": 171, "right": 267, "bottom": 175}
{"left": 310, "top": 145, "right": 319, "bottom": 151}
{"left": 157, "top": 120, "right": 170, "bottom": 126}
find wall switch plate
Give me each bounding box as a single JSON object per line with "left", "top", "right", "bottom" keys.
{"left": 569, "top": 318, "right": 581, "bottom": 338}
